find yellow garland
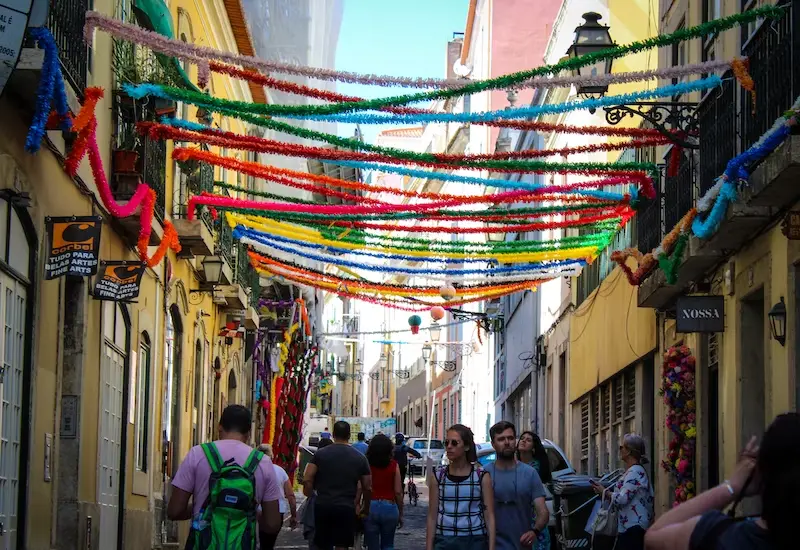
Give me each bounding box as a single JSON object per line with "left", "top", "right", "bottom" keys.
{"left": 255, "top": 263, "right": 537, "bottom": 299}
{"left": 227, "top": 213, "right": 603, "bottom": 263}
{"left": 267, "top": 322, "right": 299, "bottom": 444}
{"left": 268, "top": 376, "right": 278, "bottom": 444}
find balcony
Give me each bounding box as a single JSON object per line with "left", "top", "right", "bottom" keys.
{"left": 637, "top": 4, "right": 800, "bottom": 309}
{"left": 173, "top": 159, "right": 215, "bottom": 257}
{"left": 11, "top": 0, "right": 88, "bottom": 115}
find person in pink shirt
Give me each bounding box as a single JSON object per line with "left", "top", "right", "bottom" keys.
{"left": 167, "top": 405, "right": 282, "bottom": 541}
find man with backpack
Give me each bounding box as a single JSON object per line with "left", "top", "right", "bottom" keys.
{"left": 393, "top": 433, "right": 421, "bottom": 492}
{"left": 303, "top": 420, "right": 372, "bottom": 550}
{"left": 168, "top": 405, "right": 282, "bottom": 549}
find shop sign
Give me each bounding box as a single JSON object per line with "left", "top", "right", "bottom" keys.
{"left": 44, "top": 216, "right": 102, "bottom": 279}
{"left": 781, "top": 210, "right": 800, "bottom": 240}
{"left": 676, "top": 295, "right": 724, "bottom": 333}
{"left": 0, "top": 0, "right": 32, "bottom": 97}
{"left": 92, "top": 260, "right": 145, "bottom": 302}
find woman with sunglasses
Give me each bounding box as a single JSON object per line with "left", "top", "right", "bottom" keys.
{"left": 426, "top": 424, "right": 496, "bottom": 550}
{"left": 589, "top": 433, "right": 654, "bottom": 550}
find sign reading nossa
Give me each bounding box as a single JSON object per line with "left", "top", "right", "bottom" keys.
{"left": 676, "top": 295, "right": 724, "bottom": 333}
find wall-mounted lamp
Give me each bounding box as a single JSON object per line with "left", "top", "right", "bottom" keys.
{"left": 422, "top": 343, "right": 432, "bottom": 362}
{"left": 428, "top": 323, "right": 442, "bottom": 343}
{"left": 190, "top": 255, "right": 224, "bottom": 294}
{"left": 769, "top": 297, "right": 787, "bottom": 346}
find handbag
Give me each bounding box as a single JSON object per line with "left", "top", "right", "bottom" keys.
{"left": 592, "top": 488, "right": 619, "bottom": 537}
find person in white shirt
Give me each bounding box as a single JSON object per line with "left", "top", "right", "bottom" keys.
{"left": 258, "top": 444, "right": 298, "bottom": 549}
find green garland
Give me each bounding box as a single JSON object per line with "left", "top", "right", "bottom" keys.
{"left": 136, "top": 6, "right": 782, "bottom": 116}
{"left": 658, "top": 233, "right": 689, "bottom": 284}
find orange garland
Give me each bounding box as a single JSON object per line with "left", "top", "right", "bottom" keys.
{"left": 731, "top": 58, "right": 756, "bottom": 115}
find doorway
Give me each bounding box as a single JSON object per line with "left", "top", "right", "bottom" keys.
{"left": 740, "top": 288, "right": 766, "bottom": 441}
{"left": 227, "top": 369, "right": 238, "bottom": 407}
{"left": 165, "top": 306, "right": 183, "bottom": 479}
{"left": 98, "top": 302, "right": 130, "bottom": 550}
{"left": 0, "top": 196, "right": 35, "bottom": 550}
{"left": 701, "top": 333, "right": 721, "bottom": 490}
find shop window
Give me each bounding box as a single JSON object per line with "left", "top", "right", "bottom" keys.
{"left": 135, "top": 332, "right": 151, "bottom": 472}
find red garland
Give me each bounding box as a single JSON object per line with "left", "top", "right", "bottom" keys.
{"left": 174, "top": 146, "right": 624, "bottom": 204}
{"left": 144, "top": 123, "right": 655, "bottom": 193}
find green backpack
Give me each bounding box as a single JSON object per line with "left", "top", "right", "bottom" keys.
{"left": 190, "top": 443, "right": 263, "bottom": 550}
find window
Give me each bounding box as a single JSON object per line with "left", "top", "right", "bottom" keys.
{"left": 443, "top": 397, "right": 448, "bottom": 429}
{"left": 434, "top": 405, "right": 439, "bottom": 439}
{"left": 580, "top": 399, "right": 590, "bottom": 474}
{"left": 135, "top": 333, "right": 151, "bottom": 472}
{"left": 671, "top": 19, "right": 687, "bottom": 101}
{"left": 741, "top": 0, "right": 761, "bottom": 46}
{"left": 702, "top": 0, "right": 721, "bottom": 64}
{"left": 192, "top": 340, "right": 203, "bottom": 445}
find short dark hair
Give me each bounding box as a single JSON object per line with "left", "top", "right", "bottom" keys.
{"left": 357, "top": 432, "right": 366, "bottom": 441}
{"left": 219, "top": 405, "right": 252, "bottom": 434}
{"left": 490, "top": 420, "right": 516, "bottom": 441}
{"left": 333, "top": 420, "right": 351, "bottom": 441}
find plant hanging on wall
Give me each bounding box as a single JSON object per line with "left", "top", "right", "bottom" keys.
{"left": 661, "top": 344, "right": 697, "bottom": 507}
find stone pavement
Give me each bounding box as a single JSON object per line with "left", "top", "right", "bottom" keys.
{"left": 273, "top": 483, "right": 430, "bottom": 549}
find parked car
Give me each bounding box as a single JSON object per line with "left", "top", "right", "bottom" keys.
{"left": 441, "top": 438, "right": 575, "bottom": 542}
{"left": 406, "top": 437, "right": 446, "bottom": 475}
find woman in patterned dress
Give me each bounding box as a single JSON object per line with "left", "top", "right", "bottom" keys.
{"left": 590, "top": 433, "right": 654, "bottom": 550}
{"left": 517, "top": 431, "right": 552, "bottom": 550}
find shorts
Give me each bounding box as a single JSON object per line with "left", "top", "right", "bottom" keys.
{"left": 313, "top": 503, "right": 357, "bottom": 549}
{"left": 433, "top": 534, "right": 488, "bottom": 550}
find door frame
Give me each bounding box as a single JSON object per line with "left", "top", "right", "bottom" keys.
{"left": 0, "top": 197, "right": 37, "bottom": 550}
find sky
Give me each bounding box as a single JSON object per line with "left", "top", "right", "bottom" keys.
{"left": 335, "top": 0, "right": 470, "bottom": 144}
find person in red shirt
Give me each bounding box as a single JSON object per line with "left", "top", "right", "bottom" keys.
{"left": 362, "top": 434, "right": 403, "bottom": 549}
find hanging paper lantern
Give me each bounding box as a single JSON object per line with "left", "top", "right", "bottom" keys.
{"left": 430, "top": 306, "right": 446, "bottom": 321}
{"left": 440, "top": 283, "right": 456, "bottom": 301}
{"left": 408, "top": 314, "right": 422, "bottom": 334}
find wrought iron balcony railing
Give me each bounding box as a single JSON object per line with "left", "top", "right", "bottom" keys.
{"left": 46, "top": 0, "right": 89, "bottom": 93}
{"left": 663, "top": 149, "right": 695, "bottom": 233}
{"left": 215, "top": 217, "right": 235, "bottom": 269}
{"left": 697, "top": 72, "right": 737, "bottom": 196}
{"left": 235, "top": 242, "right": 251, "bottom": 290}
{"left": 111, "top": 93, "right": 167, "bottom": 221}
{"left": 174, "top": 157, "right": 214, "bottom": 232}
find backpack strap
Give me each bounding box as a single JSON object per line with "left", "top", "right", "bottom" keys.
{"left": 201, "top": 442, "right": 224, "bottom": 474}
{"left": 243, "top": 449, "right": 264, "bottom": 477}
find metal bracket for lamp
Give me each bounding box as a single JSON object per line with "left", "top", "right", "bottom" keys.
{"left": 602, "top": 102, "right": 700, "bottom": 149}
{"left": 430, "top": 360, "right": 458, "bottom": 372}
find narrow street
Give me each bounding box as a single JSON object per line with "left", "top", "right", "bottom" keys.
{"left": 274, "top": 483, "right": 429, "bottom": 549}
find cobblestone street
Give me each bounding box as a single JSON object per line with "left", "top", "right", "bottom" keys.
{"left": 274, "top": 484, "right": 430, "bottom": 549}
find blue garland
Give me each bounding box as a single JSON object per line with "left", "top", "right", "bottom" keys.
{"left": 692, "top": 121, "right": 792, "bottom": 239}
{"left": 233, "top": 226, "right": 586, "bottom": 276}
{"left": 25, "top": 28, "right": 71, "bottom": 153}
{"left": 278, "top": 78, "right": 722, "bottom": 125}
{"left": 159, "top": 116, "right": 631, "bottom": 202}
{"left": 235, "top": 226, "right": 609, "bottom": 266}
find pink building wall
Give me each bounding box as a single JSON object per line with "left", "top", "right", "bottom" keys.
{"left": 489, "top": 0, "right": 562, "bottom": 149}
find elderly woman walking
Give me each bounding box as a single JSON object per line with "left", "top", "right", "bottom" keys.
{"left": 590, "top": 434, "right": 654, "bottom": 550}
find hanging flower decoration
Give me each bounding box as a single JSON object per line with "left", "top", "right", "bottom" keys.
{"left": 661, "top": 345, "right": 697, "bottom": 507}
{"left": 408, "top": 315, "right": 422, "bottom": 334}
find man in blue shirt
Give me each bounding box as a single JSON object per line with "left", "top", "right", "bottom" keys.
{"left": 484, "top": 421, "right": 549, "bottom": 550}
{"left": 320, "top": 427, "right": 332, "bottom": 440}
{"left": 352, "top": 432, "right": 368, "bottom": 454}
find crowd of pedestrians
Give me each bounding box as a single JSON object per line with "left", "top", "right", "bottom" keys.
{"left": 163, "top": 403, "right": 799, "bottom": 550}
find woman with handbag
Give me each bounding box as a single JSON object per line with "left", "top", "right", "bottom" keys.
{"left": 590, "top": 433, "right": 654, "bottom": 550}
{"left": 644, "top": 412, "right": 800, "bottom": 550}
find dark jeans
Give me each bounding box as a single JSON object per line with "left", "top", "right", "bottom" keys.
{"left": 433, "top": 534, "right": 488, "bottom": 550}
{"left": 617, "top": 526, "right": 646, "bottom": 550}
{"left": 364, "top": 500, "right": 399, "bottom": 550}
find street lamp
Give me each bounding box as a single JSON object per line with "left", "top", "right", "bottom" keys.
{"left": 190, "top": 255, "right": 224, "bottom": 293}
{"left": 567, "top": 12, "right": 698, "bottom": 148}
{"left": 422, "top": 344, "right": 432, "bottom": 363}
{"left": 566, "top": 12, "right": 614, "bottom": 95}
{"left": 769, "top": 297, "right": 787, "bottom": 346}
{"left": 429, "top": 323, "right": 442, "bottom": 343}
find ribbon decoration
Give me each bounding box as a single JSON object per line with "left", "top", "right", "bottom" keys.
{"left": 85, "top": 6, "right": 781, "bottom": 95}
{"left": 66, "top": 88, "right": 181, "bottom": 266}
{"left": 25, "top": 27, "right": 72, "bottom": 153}
{"left": 124, "top": 77, "right": 722, "bottom": 124}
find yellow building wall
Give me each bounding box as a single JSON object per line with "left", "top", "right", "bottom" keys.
{"left": 570, "top": 265, "right": 657, "bottom": 403}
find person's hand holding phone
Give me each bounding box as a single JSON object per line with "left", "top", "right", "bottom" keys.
{"left": 730, "top": 435, "right": 759, "bottom": 496}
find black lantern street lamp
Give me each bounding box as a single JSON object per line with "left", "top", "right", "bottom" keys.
{"left": 769, "top": 297, "right": 787, "bottom": 346}
{"left": 567, "top": 12, "right": 699, "bottom": 148}
{"left": 567, "top": 12, "right": 614, "bottom": 96}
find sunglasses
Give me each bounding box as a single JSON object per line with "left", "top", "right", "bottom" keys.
{"left": 445, "top": 439, "right": 462, "bottom": 447}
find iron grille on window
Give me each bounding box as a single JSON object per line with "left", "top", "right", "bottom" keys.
{"left": 625, "top": 369, "right": 636, "bottom": 418}
{"left": 46, "top": 0, "right": 90, "bottom": 93}
{"left": 591, "top": 392, "right": 600, "bottom": 435}
{"left": 614, "top": 378, "right": 623, "bottom": 423}
{"left": 601, "top": 384, "right": 611, "bottom": 427}
{"left": 581, "top": 399, "right": 590, "bottom": 460}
